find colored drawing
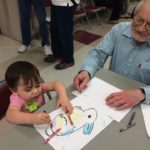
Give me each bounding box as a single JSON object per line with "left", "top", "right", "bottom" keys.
{"left": 45, "top": 106, "right": 98, "bottom": 137}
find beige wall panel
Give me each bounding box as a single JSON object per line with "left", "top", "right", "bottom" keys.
{"left": 0, "top": 0, "right": 21, "bottom": 41}
{"left": 0, "top": 0, "right": 43, "bottom": 41}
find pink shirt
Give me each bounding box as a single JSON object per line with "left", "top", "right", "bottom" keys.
{"left": 9, "top": 83, "right": 47, "bottom": 112}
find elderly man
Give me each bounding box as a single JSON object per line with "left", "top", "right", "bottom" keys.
{"left": 74, "top": 0, "right": 150, "bottom": 110}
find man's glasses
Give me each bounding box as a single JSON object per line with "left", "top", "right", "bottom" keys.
{"left": 133, "top": 16, "right": 150, "bottom": 31}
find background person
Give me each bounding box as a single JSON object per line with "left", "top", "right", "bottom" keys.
{"left": 18, "top": 0, "right": 52, "bottom": 56}
{"left": 94, "top": 0, "right": 123, "bottom": 23}
{"left": 44, "top": 0, "right": 79, "bottom": 70}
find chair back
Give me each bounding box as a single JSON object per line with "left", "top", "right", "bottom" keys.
{"left": 0, "top": 80, "right": 11, "bottom": 119}
{"left": 44, "top": 0, "right": 52, "bottom": 7}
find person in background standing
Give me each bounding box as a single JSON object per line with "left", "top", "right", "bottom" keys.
{"left": 18, "top": 0, "right": 52, "bottom": 56}
{"left": 94, "top": 0, "right": 123, "bottom": 24}
{"left": 44, "top": 0, "right": 79, "bottom": 70}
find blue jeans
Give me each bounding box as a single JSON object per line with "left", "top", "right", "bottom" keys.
{"left": 18, "top": 0, "right": 50, "bottom": 46}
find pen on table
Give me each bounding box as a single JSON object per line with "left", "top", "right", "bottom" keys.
{"left": 44, "top": 128, "right": 61, "bottom": 144}
{"left": 128, "top": 111, "right": 136, "bottom": 126}
{"left": 119, "top": 111, "right": 136, "bottom": 132}
{"left": 120, "top": 122, "right": 136, "bottom": 132}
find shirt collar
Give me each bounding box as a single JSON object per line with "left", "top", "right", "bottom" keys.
{"left": 122, "top": 23, "right": 132, "bottom": 38}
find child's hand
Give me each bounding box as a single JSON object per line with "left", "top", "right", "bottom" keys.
{"left": 57, "top": 97, "right": 73, "bottom": 114}
{"left": 32, "top": 112, "right": 51, "bottom": 125}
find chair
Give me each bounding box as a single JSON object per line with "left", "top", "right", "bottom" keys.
{"left": 0, "top": 80, "right": 11, "bottom": 119}
{"left": 74, "top": 0, "right": 91, "bottom": 30}
{"left": 84, "top": 0, "right": 106, "bottom": 24}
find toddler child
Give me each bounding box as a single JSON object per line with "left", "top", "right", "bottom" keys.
{"left": 5, "top": 61, "right": 73, "bottom": 125}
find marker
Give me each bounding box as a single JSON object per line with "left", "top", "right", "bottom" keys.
{"left": 44, "top": 128, "right": 61, "bottom": 144}
{"left": 128, "top": 112, "right": 136, "bottom": 126}
{"left": 67, "top": 113, "right": 74, "bottom": 126}
{"left": 120, "top": 122, "right": 136, "bottom": 132}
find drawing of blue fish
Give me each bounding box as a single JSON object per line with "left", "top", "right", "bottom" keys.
{"left": 50, "top": 106, "right": 98, "bottom": 136}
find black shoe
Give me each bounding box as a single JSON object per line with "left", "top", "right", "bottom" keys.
{"left": 44, "top": 54, "right": 61, "bottom": 63}
{"left": 55, "top": 62, "right": 74, "bottom": 70}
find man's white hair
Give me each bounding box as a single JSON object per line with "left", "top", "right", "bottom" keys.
{"left": 134, "top": 0, "right": 150, "bottom": 15}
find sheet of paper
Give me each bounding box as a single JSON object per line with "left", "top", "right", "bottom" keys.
{"left": 34, "top": 96, "right": 112, "bottom": 150}
{"left": 141, "top": 104, "right": 150, "bottom": 137}
{"left": 72, "top": 77, "right": 130, "bottom": 122}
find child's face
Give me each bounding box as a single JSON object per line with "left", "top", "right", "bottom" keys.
{"left": 14, "top": 79, "right": 42, "bottom": 102}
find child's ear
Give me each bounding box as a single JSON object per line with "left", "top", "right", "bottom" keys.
{"left": 9, "top": 88, "right": 18, "bottom": 95}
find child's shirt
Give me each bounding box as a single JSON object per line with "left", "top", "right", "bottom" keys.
{"left": 9, "top": 83, "right": 48, "bottom": 112}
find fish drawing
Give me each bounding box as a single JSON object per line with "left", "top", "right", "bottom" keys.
{"left": 45, "top": 106, "right": 97, "bottom": 136}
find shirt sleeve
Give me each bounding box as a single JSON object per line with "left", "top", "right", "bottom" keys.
{"left": 9, "top": 94, "right": 24, "bottom": 110}
{"left": 141, "top": 86, "right": 150, "bottom": 104}
{"left": 80, "top": 25, "right": 117, "bottom": 79}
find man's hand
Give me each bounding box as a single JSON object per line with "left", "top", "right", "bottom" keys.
{"left": 106, "top": 89, "right": 145, "bottom": 110}
{"left": 73, "top": 71, "right": 90, "bottom": 92}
